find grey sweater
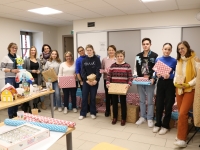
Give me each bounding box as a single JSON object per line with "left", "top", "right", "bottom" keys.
{"left": 23, "top": 57, "right": 43, "bottom": 85}
{"left": 44, "top": 60, "right": 61, "bottom": 75}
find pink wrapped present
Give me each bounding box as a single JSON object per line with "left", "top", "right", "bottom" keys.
{"left": 58, "top": 76, "right": 76, "bottom": 88}
{"left": 152, "top": 60, "right": 172, "bottom": 76}
{"left": 96, "top": 103, "right": 103, "bottom": 109}
{"left": 24, "top": 113, "right": 76, "bottom": 128}
{"left": 97, "top": 104, "right": 106, "bottom": 113}
{"left": 135, "top": 77, "right": 150, "bottom": 82}
{"left": 96, "top": 92, "right": 105, "bottom": 101}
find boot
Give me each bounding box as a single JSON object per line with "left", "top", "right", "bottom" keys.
{"left": 41, "top": 101, "right": 47, "bottom": 110}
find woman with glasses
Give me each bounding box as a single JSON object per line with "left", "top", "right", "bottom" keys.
{"left": 58, "top": 51, "right": 77, "bottom": 114}
{"left": 0, "top": 43, "right": 20, "bottom": 118}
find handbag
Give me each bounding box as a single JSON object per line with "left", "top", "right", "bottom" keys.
{"left": 42, "top": 68, "right": 57, "bottom": 82}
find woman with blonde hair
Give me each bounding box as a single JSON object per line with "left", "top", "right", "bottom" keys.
{"left": 173, "top": 41, "right": 200, "bottom": 147}
{"left": 79, "top": 44, "right": 101, "bottom": 120}
{"left": 23, "top": 46, "right": 43, "bottom": 111}
{"left": 58, "top": 51, "right": 77, "bottom": 114}
{"left": 44, "top": 50, "right": 62, "bottom": 112}
{"left": 0, "top": 42, "right": 20, "bottom": 118}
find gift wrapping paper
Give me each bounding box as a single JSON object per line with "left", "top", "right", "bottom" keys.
{"left": 24, "top": 113, "right": 76, "bottom": 128}
{"left": 135, "top": 77, "right": 150, "bottom": 82}
{"left": 97, "top": 104, "right": 106, "bottom": 113}
{"left": 132, "top": 81, "right": 151, "bottom": 85}
{"left": 152, "top": 60, "right": 172, "bottom": 75}
{"left": 4, "top": 119, "right": 67, "bottom": 133}
{"left": 58, "top": 76, "right": 76, "bottom": 88}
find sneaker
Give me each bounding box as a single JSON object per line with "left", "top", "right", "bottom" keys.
{"left": 153, "top": 126, "right": 160, "bottom": 133}
{"left": 79, "top": 116, "right": 85, "bottom": 120}
{"left": 159, "top": 128, "right": 168, "bottom": 135}
{"left": 148, "top": 120, "right": 154, "bottom": 128}
{"left": 53, "top": 107, "right": 57, "bottom": 110}
{"left": 58, "top": 107, "right": 62, "bottom": 112}
{"left": 73, "top": 108, "right": 77, "bottom": 113}
{"left": 91, "top": 115, "right": 96, "bottom": 119}
{"left": 135, "top": 117, "right": 146, "bottom": 125}
{"left": 175, "top": 137, "right": 178, "bottom": 141}
{"left": 174, "top": 140, "right": 187, "bottom": 148}
{"left": 64, "top": 107, "right": 68, "bottom": 114}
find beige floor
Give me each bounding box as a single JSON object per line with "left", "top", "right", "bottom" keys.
{"left": 0, "top": 101, "right": 199, "bottom": 150}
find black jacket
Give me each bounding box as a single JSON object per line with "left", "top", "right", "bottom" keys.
{"left": 136, "top": 51, "right": 158, "bottom": 79}
{"left": 81, "top": 55, "right": 101, "bottom": 82}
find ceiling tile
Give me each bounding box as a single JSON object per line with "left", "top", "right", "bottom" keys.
{"left": 179, "top": 4, "right": 200, "bottom": 10}
{"left": 144, "top": 0, "right": 178, "bottom": 12}
{"left": 65, "top": 0, "right": 88, "bottom": 2}
{"left": 124, "top": 8, "right": 151, "bottom": 15}
{"left": 51, "top": 3, "right": 84, "bottom": 12}
{"left": 88, "top": 7, "right": 126, "bottom": 16}
{"left": 176, "top": 0, "right": 200, "bottom": 5}
{"left": 0, "top": 0, "right": 21, "bottom": 4}
{"left": 66, "top": 9, "right": 103, "bottom": 18}
{"left": 26, "top": 0, "right": 68, "bottom": 7}
{"left": 4, "top": 1, "right": 42, "bottom": 10}
{"left": 73, "top": 0, "right": 111, "bottom": 8}
{"left": 51, "top": 13, "right": 83, "bottom": 20}
{"left": 0, "top": 5, "right": 23, "bottom": 13}
{"left": 104, "top": 0, "right": 146, "bottom": 8}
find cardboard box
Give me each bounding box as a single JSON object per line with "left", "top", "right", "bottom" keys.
{"left": 108, "top": 83, "right": 128, "bottom": 95}
{"left": 110, "top": 103, "right": 139, "bottom": 123}
{"left": 0, "top": 123, "right": 49, "bottom": 150}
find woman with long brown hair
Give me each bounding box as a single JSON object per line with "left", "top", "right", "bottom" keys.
{"left": 44, "top": 50, "right": 62, "bottom": 112}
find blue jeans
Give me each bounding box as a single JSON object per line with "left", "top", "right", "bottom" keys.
{"left": 52, "top": 81, "right": 61, "bottom": 107}
{"left": 5, "top": 77, "right": 19, "bottom": 117}
{"left": 80, "top": 81, "right": 98, "bottom": 116}
{"left": 137, "top": 84, "right": 155, "bottom": 120}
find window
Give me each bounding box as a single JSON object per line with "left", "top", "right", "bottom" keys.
{"left": 20, "top": 32, "right": 32, "bottom": 59}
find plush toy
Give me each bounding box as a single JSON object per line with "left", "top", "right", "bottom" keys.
{"left": 15, "top": 69, "right": 34, "bottom": 84}
{"left": 16, "top": 57, "right": 24, "bottom": 69}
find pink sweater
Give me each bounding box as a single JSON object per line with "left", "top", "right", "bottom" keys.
{"left": 101, "top": 57, "right": 116, "bottom": 79}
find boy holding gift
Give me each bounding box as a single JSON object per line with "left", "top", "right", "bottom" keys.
{"left": 134, "top": 38, "right": 158, "bottom": 127}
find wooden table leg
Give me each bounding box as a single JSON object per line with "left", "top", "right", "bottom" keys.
{"left": 66, "top": 132, "right": 72, "bottom": 150}
{"left": 50, "top": 93, "right": 54, "bottom": 118}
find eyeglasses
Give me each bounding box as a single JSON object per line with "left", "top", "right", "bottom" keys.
{"left": 11, "top": 47, "right": 17, "bottom": 50}
{"left": 78, "top": 49, "right": 84, "bottom": 53}
{"left": 65, "top": 56, "right": 71, "bottom": 57}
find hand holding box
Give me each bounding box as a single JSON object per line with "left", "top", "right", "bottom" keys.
{"left": 152, "top": 60, "right": 172, "bottom": 76}
{"left": 87, "top": 74, "right": 96, "bottom": 82}
{"left": 108, "top": 83, "right": 129, "bottom": 95}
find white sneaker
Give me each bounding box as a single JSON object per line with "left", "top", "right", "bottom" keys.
{"left": 153, "top": 126, "right": 160, "bottom": 133}
{"left": 174, "top": 140, "right": 187, "bottom": 148}
{"left": 175, "top": 137, "right": 178, "bottom": 141}
{"left": 91, "top": 115, "right": 96, "bottom": 119}
{"left": 73, "top": 108, "right": 77, "bottom": 113}
{"left": 58, "top": 107, "right": 62, "bottom": 112}
{"left": 79, "top": 116, "right": 84, "bottom": 120}
{"left": 64, "top": 107, "right": 68, "bottom": 114}
{"left": 159, "top": 128, "right": 168, "bottom": 135}
{"left": 135, "top": 117, "right": 146, "bottom": 125}
{"left": 148, "top": 120, "right": 154, "bottom": 128}
{"left": 53, "top": 107, "right": 57, "bottom": 110}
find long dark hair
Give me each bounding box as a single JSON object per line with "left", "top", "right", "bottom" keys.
{"left": 177, "top": 41, "right": 194, "bottom": 60}
{"left": 42, "top": 44, "right": 52, "bottom": 53}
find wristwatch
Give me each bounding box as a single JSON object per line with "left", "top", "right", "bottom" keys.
{"left": 10, "top": 69, "right": 12, "bottom": 72}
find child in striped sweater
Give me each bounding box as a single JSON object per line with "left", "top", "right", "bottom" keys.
{"left": 106, "top": 50, "right": 133, "bottom": 126}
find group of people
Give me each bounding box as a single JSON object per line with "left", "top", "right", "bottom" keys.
{"left": 0, "top": 37, "right": 198, "bottom": 148}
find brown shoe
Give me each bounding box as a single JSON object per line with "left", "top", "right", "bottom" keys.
{"left": 41, "top": 101, "right": 47, "bottom": 110}
{"left": 121, "top": 120, "right": 126, "bottom": 126}
{"left": 112, "top": 118, "right": 117, "bottom": 125}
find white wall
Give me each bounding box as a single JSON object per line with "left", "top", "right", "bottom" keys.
{"left": 73, "top": 9, "right": 200, "bottom": 58}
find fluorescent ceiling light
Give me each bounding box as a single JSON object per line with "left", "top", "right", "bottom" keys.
{"left": 28, "top": 7, "right": 62, "bottom": 15}
{"left": 141, "top": 0, "right": 165, "bottom": 2}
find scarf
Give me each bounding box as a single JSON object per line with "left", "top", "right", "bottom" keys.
{"left": 8, "top": 53, "right": 17, "bottom": 69}
{"left": 43, "top": 52, "right": 51, "bottom": 60}
{"left": 176, "top": 52, "right": 196, "bottom": 95}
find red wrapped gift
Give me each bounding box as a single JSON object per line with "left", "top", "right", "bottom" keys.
{"left": 135, "top": 77, "right": 150, "bottom": 82}
{"left": 152, "top": 60, "right": 172, "bottom": 75}
{"left": 58, "top": 76, "right": 76, "bottom": 88}
{"left": 97, "top": 104, "right": 106, "bottom": 113}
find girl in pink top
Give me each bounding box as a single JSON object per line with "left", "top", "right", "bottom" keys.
{"left": 101, "top": 45, "right": 116, "bottom": 117}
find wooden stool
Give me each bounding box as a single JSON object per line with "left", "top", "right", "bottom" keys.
{"left": 91, "top": 142, "right": 128, "bottom": 150}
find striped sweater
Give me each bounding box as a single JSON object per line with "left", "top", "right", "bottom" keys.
{"left": 106, "top": 62, "right": 133, "bottom": 86}
{"left": 0, "top": 55, "right": 20, "bottom": 78}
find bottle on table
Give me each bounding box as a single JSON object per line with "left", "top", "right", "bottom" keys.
{"left": 46, "top": 78, "right": 52, "bottom": 91}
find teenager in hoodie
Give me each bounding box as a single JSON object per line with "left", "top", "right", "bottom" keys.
{"left": 79, "top": 44, "right": 101, "bottom": 120}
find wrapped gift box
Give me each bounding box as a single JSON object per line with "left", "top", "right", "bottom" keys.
{"left": 97, "top": 104, "right": 106, "bottom": 113}
{"left": 132, "top": 81, "right": 151, "bottom": 85}
{"left": 152, "top": 60, "right": 172, "bottom": 75}
{"left": 58, "top": 76, "right": 76, "bottom": 88}
{"left": 108, "top": 83, "right": 129, "bottom": 95}
{"left": 87, "top": 74, "right": 96, "bottom": 82}
{"left": 110, "top": 103, "right": 139, "bottom": 123}
{"left": 135, "top": 77, "right": 150, "bottom": 82}
{"left": 0, "top": 123, "right": 49, "bottom": 150}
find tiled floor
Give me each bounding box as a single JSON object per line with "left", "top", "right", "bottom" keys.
{"left": 0, "top": 100, "right": 199, "bottom": 150}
